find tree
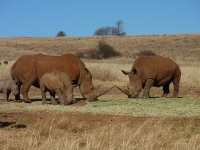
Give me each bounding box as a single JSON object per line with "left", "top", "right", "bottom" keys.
{"left": 56, "top": 31, "right": 66, "bottom": 37}
{"left": 94, "top": 20, "right": 126, "bottom": 36}
{"left": 94, "top": 27, "right": 113, "bottom": 36}
{"left": 116, "top": 20, "right": 126, "bottom": 35}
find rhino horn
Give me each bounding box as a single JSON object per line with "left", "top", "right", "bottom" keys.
{"left": 114, "top": 85, "right": 130, "bottom": 96}
{"left": 86, "top": 85, "right": 115, "bottom": 101}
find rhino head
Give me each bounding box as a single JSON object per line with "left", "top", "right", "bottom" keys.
{"left": 120, "top": 68, "right": 143, "bottom": 98}
{"left": 79, "top": 67, "right": 113, "bottom": 101}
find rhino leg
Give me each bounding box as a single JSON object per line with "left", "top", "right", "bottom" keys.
{"left": 50, "top": 91, "right": 58, "bottom": 105}
{"left": 143, "top": 79, "right": 154, "bottom": 98}
{"left": 56, "top": 90, "right": 65, "bottom": 105}
{"left": 65, "top": 86, "right": 73, "bottom": 105}
{"left": 40, "top": 85, "right": 47, "bottom": 104}
{"left": 162, "top": 83, "right": 170, "bottom": 97}
{"left": 21, "top": 82, "right": 32, "bottom": 103}
{"left": 15, "top": 85, "right": 21, "bottom": 101}
{"left": 41, "top": 92, "right": 47, "bottom": 104}
{"left": 6, "top": 90, "right": 11, "bottom": 101}
{"left": 172, "top": 77, "right": 180, "bottom": 97}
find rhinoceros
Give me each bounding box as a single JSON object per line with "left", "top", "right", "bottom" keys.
{"left": 0, "top": 79, "right": 19, "bottom": 101}
{"left": 11, "top": 53, "right": 112, "bottom": 103}
{"left": 118, "top": 55, "right": 181, "bottom": 98}
{"left": 40, "top": 71, "right": 73, "bottom": 105}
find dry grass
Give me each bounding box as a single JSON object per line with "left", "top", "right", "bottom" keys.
{"left": 0, "top": 34, "right": 200, "bottom": 61}
{"left": 0, "top": 112, "right": 200, "bottom": 150}
{"left": 0, "top": 61, "right": 15, "bottom": 80}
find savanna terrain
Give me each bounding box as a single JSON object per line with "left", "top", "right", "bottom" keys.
{"left": 0, "top": 34, "right": 200, "bottom": 150}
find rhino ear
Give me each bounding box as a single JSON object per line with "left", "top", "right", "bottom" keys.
{"left": 121, "top": 70, "right": 130, "bottom": 75}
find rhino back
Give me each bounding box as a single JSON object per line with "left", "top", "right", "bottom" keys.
{"left": 11, "top": 55, "right": 36, "bottom": 83}
{"left": 11, "top": 54, "right": 83, "bottom": 86}
{"left": 35, "top": 54, "right": 82, "bottom": 80}
{"left": 133, "top": 56, "right": 179, "bottom": 85}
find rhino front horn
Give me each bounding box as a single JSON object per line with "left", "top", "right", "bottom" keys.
{"left": 87, "top": 86, "right": 115, "bottom": 101}
{"left": 114, "top": 85, "right": 130, "bottom": 97}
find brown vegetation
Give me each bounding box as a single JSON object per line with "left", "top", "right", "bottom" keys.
{"left": 0, "top": 34, "right": 200, "bottom": 61}
{"left": 0, "top": 112, "right": 200, "bottom": 150}
{"left": 136, "top": 50, "right": 157, "bottom": 57}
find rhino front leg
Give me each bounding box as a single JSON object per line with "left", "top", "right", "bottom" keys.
{"left": 65, "top": 86, "right": 73, "bottom": 105}
{"left": 50, "top": 91, "right": 58, "bottom": 105}
{"left": 143, "top": 79, "right": 154, "bottom": 98}
{"left": 56, "top": 90, "right": 65, "bottom": 105}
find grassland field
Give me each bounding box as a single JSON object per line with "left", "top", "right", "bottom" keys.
{"left": 0, "top": 34, "right": 200, "bottom": 150}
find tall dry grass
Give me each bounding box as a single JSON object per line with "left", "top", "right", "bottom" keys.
{"left": 0, "top": 34, "right": 200, "bottom": 61}
{"left": 1, "top": 117, "right": 200, "bottom": 150}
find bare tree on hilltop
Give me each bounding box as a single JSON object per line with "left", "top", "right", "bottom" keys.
{"left": 94, "top": 20, "right": 126, "bottom": 36}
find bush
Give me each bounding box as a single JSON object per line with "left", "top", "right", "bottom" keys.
{"left": 56, "top": 31, "right": 66, "bottom": 37}
{"left": 77, "top": 41, "right": 121, "bottom": 59}
{"left": 96, "top": 41, "right": 121, "bottom": 58}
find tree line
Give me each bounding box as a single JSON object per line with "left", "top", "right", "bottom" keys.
{"left": 56, "top": 20, "right": 126, "bottom": 37}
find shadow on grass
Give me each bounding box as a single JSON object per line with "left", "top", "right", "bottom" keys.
{"left": 0, "top": 121, "right": 16, "bottom": 128}
{"left": 128, "top": 96, "right": 183, "bottom": 99}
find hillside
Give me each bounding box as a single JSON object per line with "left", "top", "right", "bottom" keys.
{"left": 0, "top": 34, "right": 200, "bottom": 62}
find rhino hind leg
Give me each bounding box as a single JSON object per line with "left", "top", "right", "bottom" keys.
{"left": 172, "top": 77, "right": 180, "bottom": 97}
{"left": 162, "top": 83, "right": 170, "bottom": 97}
{"left": 143, "top": 79, "right": 154, "bottom": 98}
{"left": 41, "top": 92, "right": 47, "bottom": 104}
{"left": 15, "top": 85, "right": 21, "bottom": 101}
{"left": 6, "top": 90, "right": 11, "bottom": 101}
{"left": 66, "top": 86, "right": 73, "bottom": 105}
{"left": 40, "top": 84, "right": 47, "bottom": 104}
{"left": 21, "top": 82, "right": 32, "bottom": 103}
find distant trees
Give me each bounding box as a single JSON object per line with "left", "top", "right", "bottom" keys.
{"left": 94, "top": 20, "right": 126, "bottom": 36}
{"left": 56, "top": 31, "right": 66, "bottom": 37}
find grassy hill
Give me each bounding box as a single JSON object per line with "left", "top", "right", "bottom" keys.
{"left": 0, "top": 34, "right": 200, "bottom": 150}
{"left": 0, "top": 34, "right": 200, "bottom": 61}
